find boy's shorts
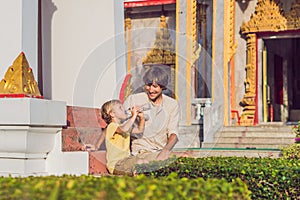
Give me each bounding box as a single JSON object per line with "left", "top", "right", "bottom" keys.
{"left": 113, "top": 155, "right": 140, "bottom": 176}
{"left": 113, "top": 151, "right": 160, "bottom": 176}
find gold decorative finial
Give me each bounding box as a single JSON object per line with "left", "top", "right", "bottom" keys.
{"left": 142, "top": 15, "right": 176, "bottom": 65}
{"left": 0, "top": 52, "right": 41, "bottom": 97}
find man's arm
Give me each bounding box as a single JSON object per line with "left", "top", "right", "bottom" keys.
{"left": 156, "top": 100, "right": 180, "bottom": 160}
{"left": 156, "top": 133, "right": 178, "bottom": 160}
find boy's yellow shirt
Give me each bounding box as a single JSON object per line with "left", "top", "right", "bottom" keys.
{"left": 105, "top": 122, "right": 130, "bottom": 174}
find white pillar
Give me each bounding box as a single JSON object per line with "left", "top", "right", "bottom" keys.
{"left": 22, "top": 0, "right": 39, "bottom": 79}
{"left": 177, "top": 1, "right": 188, "bottom": 125}
{"left": 0, "top": 0, "right": 39, "bottom": 81}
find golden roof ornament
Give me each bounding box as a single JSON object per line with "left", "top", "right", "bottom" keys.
{"left": 0, "top": 52, "right": 42, "bottom": 98}
{"left": 241, "top": 0, "right": 287, "bottom": 34}
{"left": 142, "top": 15, "right": 176, "bottom": 65}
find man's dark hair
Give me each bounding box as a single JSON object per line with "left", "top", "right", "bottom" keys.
{"left": 143, "top": 65, "right": 169, "bottom": 89}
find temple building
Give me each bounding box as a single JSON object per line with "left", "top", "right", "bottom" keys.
{"left": 0, "top": 0, "right": 298, "bottom": 176}
{"left": 121, "top": 0, "right": 298, "bottom": 148}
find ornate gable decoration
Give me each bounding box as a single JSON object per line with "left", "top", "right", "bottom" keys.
{"left": 0, "top": 52, "right": 41, "bottom": 97}
{"left": 142, "top": 15, "right": 176, "bottom": 65}
{"left": 241, "top": 0, "right": 300, "bottom": 34}
{"left": 241, "top": 0, "right": 287, "bottom": 34}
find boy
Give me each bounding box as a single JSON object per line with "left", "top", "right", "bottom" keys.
{"left": 101, "top": 99, "right": 146, "bottom": 176}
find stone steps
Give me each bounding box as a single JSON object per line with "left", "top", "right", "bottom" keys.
{"left": 63, "top": 106, "right": 107, "bottom": 175}
{"left": 175, "top": 123, "right": 295, "bottom": 158}
{"left": 214, "top": 123, "right": 292, "bottom": 132}
{"left": 202, "top": 124, "right": 295, "bottom": 150}
{"left": 214, "top": 137, "right": 293, "bottom": 144}
{"left": 214, "top": 130, "right": 293, "bottom": 137}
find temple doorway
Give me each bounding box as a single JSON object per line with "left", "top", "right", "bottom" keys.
{"left": 260, "top": 35, "right": 300, "bottom": 123}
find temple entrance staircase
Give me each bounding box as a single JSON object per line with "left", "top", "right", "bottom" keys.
{"left": 174, "top": 123, "right": 294, "bottom": 158}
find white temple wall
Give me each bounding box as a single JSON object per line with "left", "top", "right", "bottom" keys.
{"left": 0, "top": 0, "right": 125, "bottom": 108}
{"left": 0, "top": 0, "right": 38, "bottom": 81}
{"left": 43, "top": 0, "right": 125, "bottom": 108}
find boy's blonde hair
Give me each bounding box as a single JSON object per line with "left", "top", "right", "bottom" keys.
{"left": 101, "top": 99, "right": 121, "bottom": 124}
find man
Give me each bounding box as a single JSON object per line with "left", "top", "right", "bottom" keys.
{"left": 124, "top": 65, "right": 180, "bottom": 161}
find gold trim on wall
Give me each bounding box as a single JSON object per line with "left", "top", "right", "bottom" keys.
{"left": 192, "top": 0, "right": 201, "bottom": 65}
{"left": 229, "top": 0, "right": 237, "bottom": 60}
{"left": 240, "top": 33, "right": 257, "bottom": 125}
{"left": 223, "top": 0, "right": 236, "bottom": 125}
{"left": 240, "top": 0, "right": 300, "bottom": 125}
{"left": 223, "top": 0, "right": 229, "bottom": 125}
{"left": 125, "top": 17, "right": 132, "bottom": 72}
{"left": 185, "top": 0, "right": 192, "bottom": 125}
{"left": 229, "top": 0, "right": 237, "bottom": 123}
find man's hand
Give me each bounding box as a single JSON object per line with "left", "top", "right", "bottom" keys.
{"left": 156, "top": 134, "right": 178, "bottom": 160}
{"left": 156, "top": 149, "right": 171, "bottom": 161}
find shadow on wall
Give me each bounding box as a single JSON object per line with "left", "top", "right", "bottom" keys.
{"left": 39, "top": 0, "right": 57, "bottom": 99}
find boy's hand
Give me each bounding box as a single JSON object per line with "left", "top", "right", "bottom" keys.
{"left": 130, "top": 106, "right": 139, "bottom": 117}
{"left": 137, "top": 110, "right": 144, "bottom": 119}
{"left": 83, "top": 144, "right": 96, "bottom": 151}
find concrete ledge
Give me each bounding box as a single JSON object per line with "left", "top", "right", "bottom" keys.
{"left": 0, "top": 159, "right": 47, "bottom": 177}
{"left": 0, "top": 98, "right": 66, "bottom": 126}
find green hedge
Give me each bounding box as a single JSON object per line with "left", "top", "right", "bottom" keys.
{"left": 0, "top": 173, "right": 250, "bottom": 200}
{"left": 136, "top": 157, "right": 300, "bottom": 199}
{"left": 281, "top": 143, "right": 300, "bottom": 159}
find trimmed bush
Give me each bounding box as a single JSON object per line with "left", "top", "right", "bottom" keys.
{"left": 281, "top": 143, "right": 300, "bottom": 159}
{"left": 0, "top": 173, "right": 250, "bottom": 200}
{"left": 136, "top": 157, "right": 300, "bottom": 199}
